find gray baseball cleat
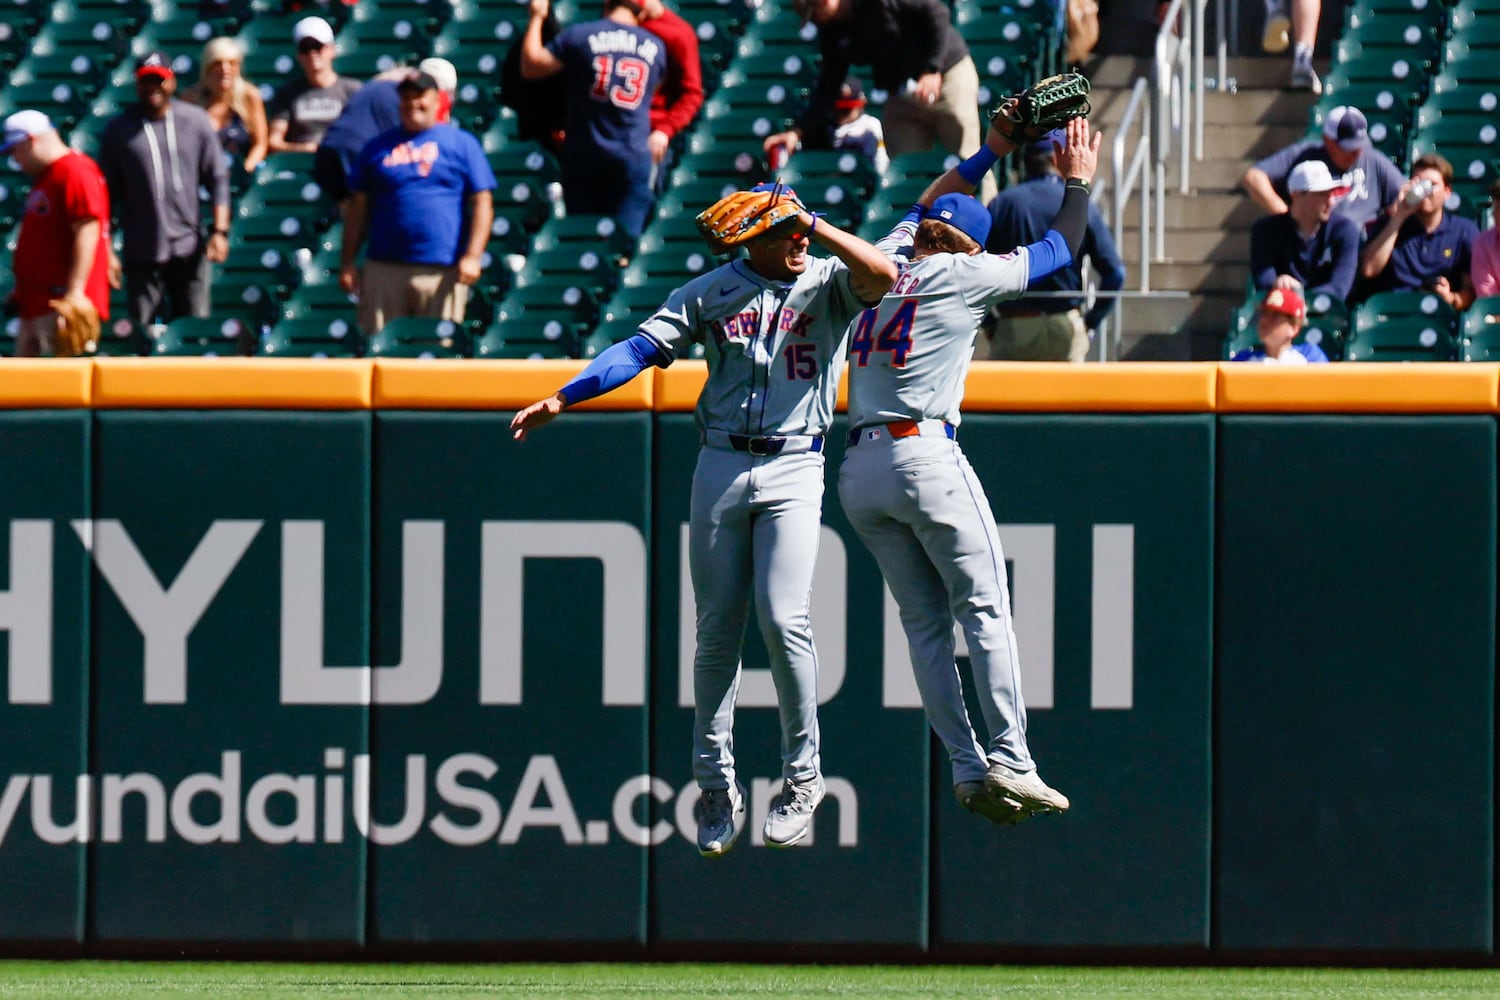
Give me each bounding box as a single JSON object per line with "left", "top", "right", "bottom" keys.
{"left": 984, "top": 763, "right": 1070, "bottom": 815}
{"left": 955, "top": 780, "right": 1031, "bottom": 826}
{"left": 763, "top": 774, "right": 826, "bottom": 847}
{"left": 694, "top": 781, "right": 747, "bottom": 857}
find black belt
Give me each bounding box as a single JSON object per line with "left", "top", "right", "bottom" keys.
{"left": 727, "top": 434, "right": 824, "bottom": 456}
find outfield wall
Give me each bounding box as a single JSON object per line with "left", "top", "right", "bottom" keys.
{"left": 0, "top": 360, "right": 1495, "bottom": 959}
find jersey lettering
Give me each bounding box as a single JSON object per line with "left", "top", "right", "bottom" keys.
{"left": 783, "top": 342, "right": 817, "bottom": 380}
{"left": 849, "top": 299, "right": 918, "bottom": 368}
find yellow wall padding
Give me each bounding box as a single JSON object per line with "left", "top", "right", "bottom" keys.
{"left": 372, "top": 359, "right": 652, "bottom": 410}
{"left": 0, "top": 360, "right": 92, "bottom": 408}
{"left": 91, "top": 358, "right": 374, "bottom": 409}
{"left": 962, "top": 362, "right": 1219, "bottom": 412}
{"left": 1218, "top": 363, "right": 1500, "bottom": 413}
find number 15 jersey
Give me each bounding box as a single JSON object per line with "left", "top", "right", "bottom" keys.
{"left": 846, "top": 217, "right": 1033, "bottom": 431}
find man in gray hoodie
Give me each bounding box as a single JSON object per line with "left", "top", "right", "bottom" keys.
{"left": 99, "top": 50, "right": 231, "bottom": 327}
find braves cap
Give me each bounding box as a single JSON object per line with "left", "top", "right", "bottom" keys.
{"left": 930, "top": 193, "right": 992, "bottom": 246}
{"left": 136, "top": 50, "right": 174, "bottom": 80}
{"left": 835, "top": 78, "right": 866, "bottom": 110}
{"left": 0, "top": 109, "right": 54, "bottom": 155}
{"left": 1322, "top": 106, "right": 1369, "bottom": 153}
{"left": 417, "top": 57, "right": 458, "bottom": 94}
{"left": 1288, "top": 159, "right": 1351, "bottom": 196}
{"left": 1260, "top": 285, "right": 1307, "bottom": 322}
{"left": 397, "top": 70, "right": 439, "bottom": 93}
{"left": 293, "top": 16, "right": 335, "bottom": 47}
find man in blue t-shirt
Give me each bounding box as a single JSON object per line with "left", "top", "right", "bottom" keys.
{"left": 1250, "top": 159, "right": 1361, "bottom": 304}
{"left": 1242, "top": 106, "right": 1404, "bottom": 231}
{"left": 1358, "top": 152, "right": 1479, "bottom": 310}
{"left": 520, "top": 0, "right": 666, "bottom": 237}
{"left": 340, "top": 70, "right": 498, "bottom": 335}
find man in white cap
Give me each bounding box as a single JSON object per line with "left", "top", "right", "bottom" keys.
{"left": 1249, "top": 159, "right": 1360, "bottom": 304}
{"left": 1241, "top": 105, "right": 1404, "bottom": 230}
{"left": 1, "top": 111, "right": 112, "bottom": 356}
{"left": 99, "top": 51, "right": 231, "bottom": 327}
{"left": 267, "top": 16, "right": 362, "bottom": 154}
{"left": 314, "top": 57, "right": 458, "bottom": 202}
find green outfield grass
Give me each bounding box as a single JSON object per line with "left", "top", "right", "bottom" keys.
{"left": 2, "top": 962, "right": 1500, "bottom": 998}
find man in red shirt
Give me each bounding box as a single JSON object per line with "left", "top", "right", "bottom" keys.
{"left": 641, "top": 0, "right": 704, "bottom": 196}
{"left": 2, "top": 110, "right": 111, "bottom": 357}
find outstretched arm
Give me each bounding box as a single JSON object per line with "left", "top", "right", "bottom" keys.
{"left": 521, "top": 0, "right": 564, "bottom": 79}
{"left": 917, "top": 120, "right": 1017, "bottom": 207}
{"left": 510, "top": 334, "right": 666, "bottom": 440}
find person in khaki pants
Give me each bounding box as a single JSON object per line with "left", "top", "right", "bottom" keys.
{"left": 339, "top": 70, "right": 496, "bottom": 335}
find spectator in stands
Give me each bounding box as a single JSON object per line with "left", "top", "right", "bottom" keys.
{"left": 640, "top": 0, "right": 704, "bottom": 196}
{"left": 827, "top": 77, "right": 889, "bottom": 175}
{"left": 267, "top": 16, "right": 362, "bottom": 155}
{"left": 763, "top": 0, "right": 995, "bottom": 202}
{"left": 1241, "top": 106, "right": 1403, "bottom": 230}
{"left": 1358, "top": 153, "right": 1478, "bottom": 310}
{"left": 339, "top": 69, "right": 497, "bottom": 335}
{"left": 521, "top": 0, "right": 666, "bottom": 238}
{"left": 1, "top": 111, "right": 111, "bottom": 357}
{"left": 1261, "top": 0, "right": 1322, "bottom": 93}
{"left": 1249, "top": 160, "right": 1359, "bottom": 304}
{"left": 1230, "top": 285, "right": 1327, "bottom": 364}
{"left": 982, "top": 130, "right": 1124, "bottom": 361}
{"left": 99, "top": 51, "right": 230, "bottom": 328}
{"left": 1469, "top": 178, "right": 1500, "bottom": 302}
{"left": 500, "top": 7, "right": 567, "bottom": 156}
{"left": 181, "top": 37, "right": 269, "bottom": 175}
{"left": 314, "top": 57, "right": 457, "bottom": 202}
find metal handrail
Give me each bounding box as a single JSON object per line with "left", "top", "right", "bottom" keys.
{"left": 1106, "top": 77, "right": 1152, "bottom": 362}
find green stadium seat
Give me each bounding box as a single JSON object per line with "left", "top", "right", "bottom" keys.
{"left": 0, "top": 82, "right": 94, "bottom": 132}
{"left": 488, "top": 141, "right": 561, "bottom": 186}
{"left": 512, "top": 247, "right": 620, "bottom": 301}
{"left": 149, "top": 315, "right": 257, "bottom": 356}
{"left": 489, "top": 175, "right": 556, "bottom": 232}
{"left": 1459, "top": 296, "right": 1500, "bottom": 362}
{"left": 1343, "top": 317, "right": 1455, "bottom": 361}
{"left": 532, "top": 214, "right": 629, "bottom": 253}
{"left": 367, "top": 317, "right": 471, "bottom": 358}
{"left": 280, "top": 282, "right": 358, "bottom": 323}
{"left": 260, "top": 316, "right": 363, "bottom": 357}
{"left": 473, "top": 321, "right": 577, "bottom": 358}
{"left": 492, "top": 285, "right": 598, "bottom": 350}
{"left": 92, "top": 316, "right": 147, "bottom": 357}
{"left": 1355, "top": 290, "right": 1460, "bottom": 335}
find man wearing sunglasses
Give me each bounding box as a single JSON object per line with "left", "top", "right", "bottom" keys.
{"left": 268, "top": 16, "right": 362, "bottom": 155}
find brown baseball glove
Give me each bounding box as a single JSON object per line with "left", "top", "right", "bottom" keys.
{"left": 48, "top": 296, "right": 100, "bottom": 358}
{"left": 695, "top": 183, "right": 806, "bottom": 255}
{"left": 989, "top": 72, "right": 1092, "bottom": 146}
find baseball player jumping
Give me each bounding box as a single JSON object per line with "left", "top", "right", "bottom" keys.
{"left": 511, "top": 188, "right": 896, "bottom": 855}
{"left": 839, "top": 107, "right": 1100, "bottom": 825}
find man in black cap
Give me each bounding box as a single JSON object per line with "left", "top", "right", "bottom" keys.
{"left": 98, "top": 50, "right": 231, "bottom": 327}
{"left": 1241, "top": 104, "right": 1403, "bottom": 231}
{"left": 982, "top": 129, "right": 1125, "bottom": 361}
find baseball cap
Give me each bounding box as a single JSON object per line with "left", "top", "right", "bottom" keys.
{"left": 417, "top": 57, "right": 458, "bottom": 94}
{"left": 1288, "top": 159, "right": 1351, "bottom": 196}
{"left": 135, "top": 50, "right": 174, "bottom": 81}
{"left": 834, "top": 78, "right": 866, "bottom": 110}
{"left": 1259, "top": 286, "right": 1307, "bottom": 322}
{"left": 1025, "top": 128, "right": 1067, "bottom": 157}
{"left": 0, "top": 110, "right": 54, "bottom": 155}
{"left": 397, "top": 70, "right": 440, "bottom": 94}
{"left": 1322, "top": 105, "right": 1369, "bottom": 153}
{"left": 930, "top": 193, "right": 991, "bottom": 246}
{"left": 293, "top": 16, "right": 335, "bottom": 47}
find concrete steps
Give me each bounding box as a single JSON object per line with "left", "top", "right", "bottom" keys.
{"left": 1084, "top": 54, "right": 1319, "bottom": 359}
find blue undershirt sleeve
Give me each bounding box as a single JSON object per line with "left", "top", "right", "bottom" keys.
{"left": 557, "top": 333, "right": 666, "bottom": 406}
{"left": 1024, "top": 229, "right": 1073, "bottom": 282}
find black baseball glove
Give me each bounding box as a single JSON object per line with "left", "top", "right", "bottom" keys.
{"left": 989, "top": 72, "right": 1092, "bottom": 145}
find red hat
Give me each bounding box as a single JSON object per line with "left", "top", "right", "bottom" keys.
{"left": 1260, "top": 286, "right": 1306, "bottom": 322}
{"left": 136, "top": 50, "right": 174, "bottom": 81}
{"left": 834, "top": 78, "right": 866, "bottom": 110}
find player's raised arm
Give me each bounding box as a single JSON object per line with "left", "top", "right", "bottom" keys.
{"left": 808, "top": 214, "right": 897, "bottom": 304}
{"left": 1021, "top": 115, "right": 1102, "bottom": 280}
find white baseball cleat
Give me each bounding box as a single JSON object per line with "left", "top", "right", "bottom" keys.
{"left": 695, "top": 781, "right": 747, "bottom": 857}
{"left": 763, "top": 774, "right": 826, "bottom": 847}
{"left": 984, "top": 764, "right": 1070, "bottom": 816}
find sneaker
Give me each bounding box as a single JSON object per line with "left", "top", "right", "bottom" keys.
{"left": 955, "top": 780, "right": 1031, "bottom": 826}
{"left": 985, "top": 763, "right": 1070, "bottom": 815}
{"left": 763, "top": 774, "right": 826, "bottom": 847}
{"left": 1262, "top": 8, "right": 1290, "bottom": 53}
{"left": 694, "top": 781, "right": 747, "bottom": 857}
{"left": 1290, "top": 61, "right": 1321, "bottom": 94}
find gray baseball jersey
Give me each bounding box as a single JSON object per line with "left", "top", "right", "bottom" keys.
{"left": 838, "top": 217, "right": 1051, "bottom": 790}
{"left": 638, "top": 255, "right": 866, "bottom": 436}
{"left": 846, "top": 218, "right": 1031, "bottom": 430}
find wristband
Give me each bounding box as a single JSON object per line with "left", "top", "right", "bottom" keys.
{"left": 212, "top": 228, "right": 230, "bottom": 237}
{"left": 956, "top": 145, "right": 999, "bottom": 186}
{"left": 807, "top": 212, "right": 824, "bottom": 239}
{"left": 1065, "top": 178, "right": 1091, "bottom": 192}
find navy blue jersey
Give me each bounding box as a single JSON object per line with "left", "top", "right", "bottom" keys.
{"left": 1250, "top": 211, "right": 1361, "bottom": 302}
{"left": 1363, "top": 211, "right": 1480, "bottom": 295}
{"left": 546, "top": 19, "right": 665, "bottom": 164}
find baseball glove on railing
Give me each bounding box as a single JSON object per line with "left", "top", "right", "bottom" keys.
{"left": 989, "top": 72, "right": 1092, "bottom": 145}
{"left": 48, "top": 296, "right": 100, "bottom": 358}
{"left": 695, "top": 183, "right": 805, "bottom": 254}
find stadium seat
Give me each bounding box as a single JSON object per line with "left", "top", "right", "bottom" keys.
{"left": 532, "top": 214, "right": 629, "bottom": 253}
{"left": 0, "top": 82, "right": 93, "bottom": 132}
{"left": 473, "top": 321, "right": 577, "bottom": 358}
{"left": 492, "top": 285, "right": 598, "bottom": 351}
{"left": 237, "top": 177, "right": 337, "bottom": 232}
{"left": 92, "top": 316, "right": 147, "bottom": 357}
{"left": 489, "top": 175, "right": 556, "bottom": 232}
{"left": 149, "top": 315, "right": 257, "bottom": 357}
{"left": 1343, "top": 317, "right": 1455, "bottom": 361}
{"left": 512, "top": 246, "right": 620, "bottom": 300}
{"left": 260, "top": 316, "right": 363, "bottom": 357}
{"left": 366, "top": 317, "right": 471, "bottom": 358}
{"left": 1458, "top": 296, "right": 1500, "bottom": 361}
{"left": 280, "top": 282, "right": 358, "bottom": 322}
{"left": 1355, "top": 290, "right": 1460, "bottom": 338}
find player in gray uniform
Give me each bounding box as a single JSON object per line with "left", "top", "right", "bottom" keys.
{"left": 511, "top": 193, "right": 896, "bottom": 855}
{"left": 839, "top": 115, "right": 1100, "bottom": 825}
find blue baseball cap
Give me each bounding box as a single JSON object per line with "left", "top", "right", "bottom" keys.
{"left": 1026, "top": 128, "right": 1067, "bottom": 156}
{"left": 929, "top": 193, "right": 991, "bottom": 245}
